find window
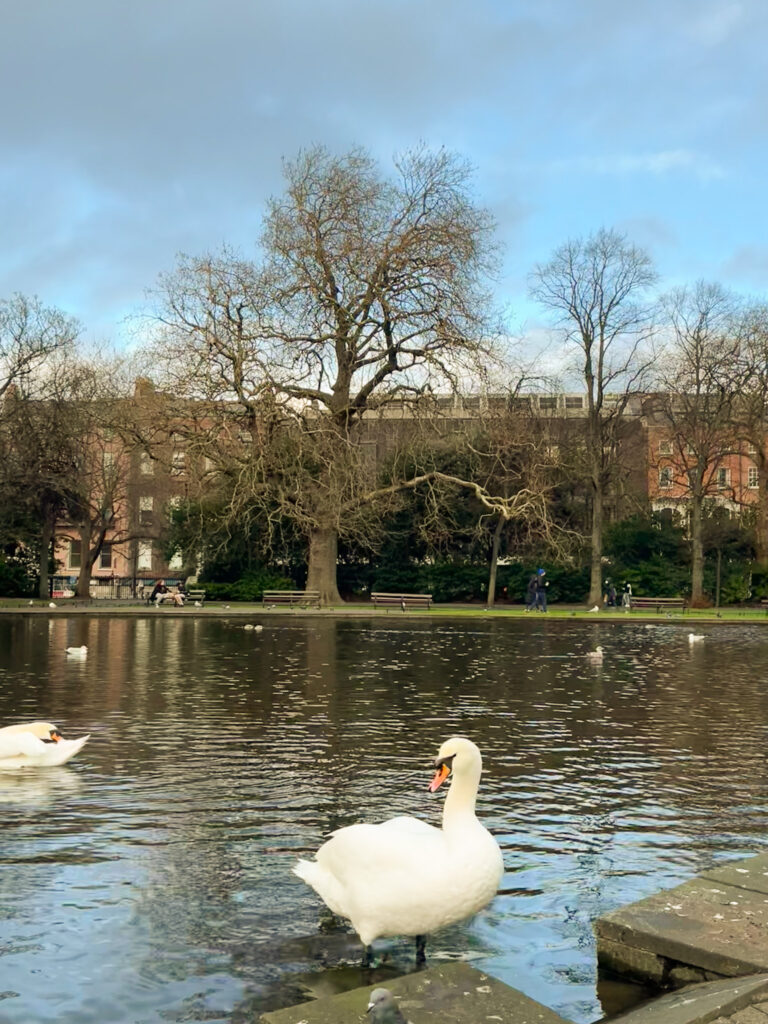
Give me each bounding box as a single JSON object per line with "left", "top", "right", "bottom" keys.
{"left": 748, "top": 466, "right": 759, "bottom": 489}
{"left": 658, "top": 467, "right": 673, "bottom": 489}
{"left": 748, "top": 444, "right": 759, "bottom": 456}
{"left": 69, "top": 539, "right": 82, "bottom": 569}
{"left": 140, "top": 452, "right": 154, "bottom": 476}
{"left": 139, "top": 496, "right": 153, "bottom": 526}
{"left": 137, "top": 541, "right": 152, "bottom": 571}
{"left": 686, "top": 443, "right": 697, "bottom": 456}
{"left": 539, "top": 396, "right": 558, "bottom": 411}
{"left": 716, "top": 467, "right": 731, "bottom": 489}
{"left": 565, "top": 396, "right": 583, "bottom": 410}
{"left": 171, "top": 451, "right": 186, "bottom": 477}
{"left": 658, "top": 440, "right": 672, "bottom": 456}
{"left": 168, "top": 550, "right": 183, "bottom": 571}
{"left": 103, "top": 451, "right": 115, "bottom": 472}
{"left": 99, "top": 543, "right": 112, "bottom": 569}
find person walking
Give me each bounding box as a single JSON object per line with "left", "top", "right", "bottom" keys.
{"left": 534, "top": 568, "right": 548, "bottom": 612}
{"left": 525, "top": 572, "right": 538, "bottom": 611}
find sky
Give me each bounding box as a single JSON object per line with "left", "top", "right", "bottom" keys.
{"left": 1, "top": 0, "right": 766, "bottom": 349}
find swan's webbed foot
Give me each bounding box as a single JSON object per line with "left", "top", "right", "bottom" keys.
{"left": 415, "top": 934, "right": 427, "bottom": 967}
{"left": 362, "top": 944, "right": 374, "bottom": 969}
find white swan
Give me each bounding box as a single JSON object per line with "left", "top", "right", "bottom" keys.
{"left": 0, "top": 722, "right": 90, "bottom": 770}
{"left": 688, "top": 633, "right": 705, "bottom": 644}
{"left": 586, "top": 646, "right": 604, "bottom": 662}
{"left": 66, "top": 645, "right": 88, "bottom": 656}
{"left": 294, "top": 736, "right": 503, "bottom": 964}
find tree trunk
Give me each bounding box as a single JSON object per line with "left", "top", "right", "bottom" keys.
{"left": 306, "top": 526, "right": 342, "bottom": 605}
{"left": 75, "top": 526, "right": 100, "bottom": 599}
{"left": 589, "top": 480, "right": 603, "bottom": 606}
{"left": 690, "top": 495, "right": 704, "bottom": 603}
{"left": 486, "top": 515, "right": 504, "bottom": 608}
{"left": 37, "top": 503, "right": 53, "bottom": 599}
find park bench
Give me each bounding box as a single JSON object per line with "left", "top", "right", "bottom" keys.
{"left": 185, "top": 589, "right": 206, "bottom": 605}
{"left": 371, "top": 592, "right": 433, "bottom": 611}
{"left": 262, "top": 590, "right": 321, "bottom": 608}
{"left": 630, "top": 596, "right": 687, "bottom": 612}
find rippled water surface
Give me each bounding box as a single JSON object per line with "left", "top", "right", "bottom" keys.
{"left": 1, "top": 615, "right": 768, "bottom": 1024}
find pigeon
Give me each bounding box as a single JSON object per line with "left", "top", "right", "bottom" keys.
{"left": 194, "top": 601, "right": 202, "bottom": 608}
{"left": 367, "top": 989, "right": 409, "bottom": 1024}
{"left": 688, "top": 633, "right": 705, "bottom": 644}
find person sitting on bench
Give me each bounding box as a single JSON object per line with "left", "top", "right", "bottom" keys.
{"left": 150, "top": 579, "right": 172, "bottom": 606}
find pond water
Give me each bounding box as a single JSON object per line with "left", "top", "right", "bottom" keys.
{"left": 1, "top": 614, "right": 768, "bottom": 1024}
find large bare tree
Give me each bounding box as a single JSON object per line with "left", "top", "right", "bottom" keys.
{"left": 146, "top": 146, "right": 509, "bottom": 603}
{"left": 649, "top": 283, "right": 744, "bottom": 603}
{"left": 529, "top": 228, "right": 657, "bottom": 605}
{"left": 732, "top": 304, "right": 768, "bottom": 564}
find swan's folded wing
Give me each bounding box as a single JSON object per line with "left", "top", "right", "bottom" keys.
{"left": 317, "top": 819, "right": 444, "bottom": 880}
{"left": 0, "top": 732, "right": 47, "bottom": 759}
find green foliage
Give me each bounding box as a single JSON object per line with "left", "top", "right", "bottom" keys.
{"left": 0, "top": 551, "right": 37, "bottom": 597}
{"left": 603, "top": 513, "right": 690, "bottom": 597}
{"left": 199, "top": 569, "right": 294, "bottom": 602}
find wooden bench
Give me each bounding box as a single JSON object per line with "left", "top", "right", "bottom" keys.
{"left": 185, "top": 589, "right": 206, "bottom": 605}
{"left": 371, "top": 592, "right": 433, "bottom": 611}
{"left": 630, "top": 596, "right": 687, "bottom": 612}
{"left": 262, "top": 590, "right": 320, "bottom": 608}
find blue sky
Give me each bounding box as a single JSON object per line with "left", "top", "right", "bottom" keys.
{"left": 1, "top": 0, "right": 765, "bottom": 347}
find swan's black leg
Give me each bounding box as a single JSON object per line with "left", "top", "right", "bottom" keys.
{"left": 415, "top": 934, "right": 427, "bottom": 966}
{"left": 362, "top": 945, "right": 374, "bottom": 969}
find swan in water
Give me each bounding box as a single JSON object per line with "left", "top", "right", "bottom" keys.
{"left": 294, "top": 736, "right": 503, "bottom": 965}
{"left": 586, "top": 646, "right": 604, "bottom": 662}
{"left": 688, "top": 633, "right": 705, "bottom": 644}
{"left": 66, "top": 645, "right": 88, "bottom": 656}
{"left": 0, "top": 722, "right": 90, "bottom": 770}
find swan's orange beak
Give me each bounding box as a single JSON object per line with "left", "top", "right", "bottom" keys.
{"left": 428, "top": 762, "right": 450, "bottom": 792}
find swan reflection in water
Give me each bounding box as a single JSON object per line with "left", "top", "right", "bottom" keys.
{"left": 0, "top": 765, "right": 84, "bottom": 808}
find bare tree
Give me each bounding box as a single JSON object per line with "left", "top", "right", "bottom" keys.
{"left": 529, "top": 229, "right": 657, "bottom": 605}
{"left": 649, "top": 283, "right": 744, "bottom": 603}
{"left": 0, "top": 294, "right": 78, "bottom": 402}
{"left": 733, "top": 304, "right": 768, "bottom": 564}
{"left": 145, "top": 146, "right": 511, "bottom": 603}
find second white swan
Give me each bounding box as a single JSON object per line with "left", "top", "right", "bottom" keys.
{"left": 294, "top": 736, "right": 503, "bottom": 964}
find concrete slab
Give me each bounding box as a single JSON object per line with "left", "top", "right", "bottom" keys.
{"left": 701, "top": 854, "right": 768, "bottom": 897}
{"left": 259, "top": 961, "right": 573, "bottom": 1024}
{"left": 603, "top": 974, "right": 768, "bottom": 1024}
{"left": 596, "top": 855, "right": 768, "bottom": 990}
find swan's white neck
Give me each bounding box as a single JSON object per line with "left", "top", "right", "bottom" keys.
{"left": 442, "top": 761, "right": 481, "bottom": 830}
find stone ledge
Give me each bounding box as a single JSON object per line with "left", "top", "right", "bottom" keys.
{"left": 259, "top": 961, "right": 572, "bottom": 1024}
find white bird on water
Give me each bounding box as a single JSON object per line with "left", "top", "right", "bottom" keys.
{"left": 66, "top": 645, "right": 88, "bottom": 656}
{"left": 293, "top": 736, "right": 503, "bottom": 966}
{"left": 586, "top": 646, "right": 604, "bottom": 662}
{"left": 688, "top": 632, "right": 705, "bottom": 644}
{"left": 0, "top": 722, "right": 90, "bottom": 769}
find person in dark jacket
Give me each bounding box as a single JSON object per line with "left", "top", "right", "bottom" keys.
{"left": 534, "top": 568, "right": 548, "bottom": 612}
{"left": 525, "top": 573, "right": 538, "bottom": 611}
